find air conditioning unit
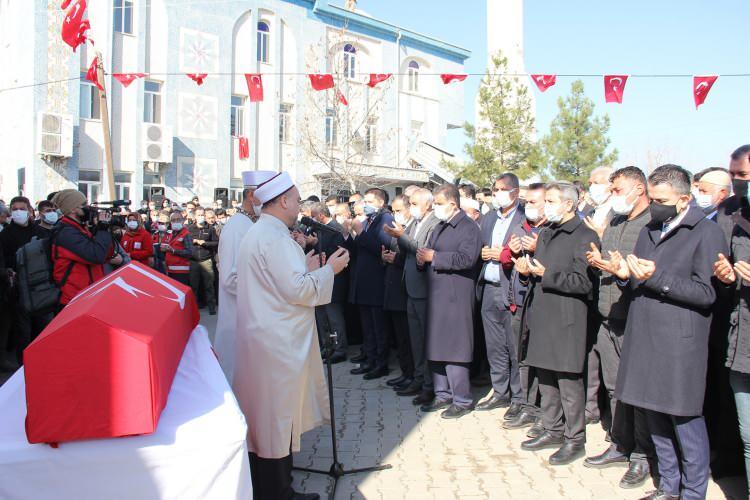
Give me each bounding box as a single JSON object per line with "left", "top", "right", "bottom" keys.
{"left": 37, "top": 112, "right": 73, "bottom": 157}
{"left": 141, "top": 123, "right": 173, "bottom": 163}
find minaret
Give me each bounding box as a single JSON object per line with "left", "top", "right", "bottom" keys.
{"left": 479, "top": 0, "right": 536, "bottom": 132}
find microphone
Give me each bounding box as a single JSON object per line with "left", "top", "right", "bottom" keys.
{"left": 300, "top": 216, "right": 339, "bottom": 234}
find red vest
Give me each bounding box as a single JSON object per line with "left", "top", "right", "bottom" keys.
{"left": 164, "top": 228, "right": 190, "bottom": 274}
{"left": 121, "top": 228, "right": 153, "bottom": 264}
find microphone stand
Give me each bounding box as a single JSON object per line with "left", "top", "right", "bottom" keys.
{"left": 293, "top": 232, "right": 392, "bottom": 500}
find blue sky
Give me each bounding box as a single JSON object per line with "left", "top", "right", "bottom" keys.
{"left": 349, "top": 0, "right": 749, "bottom": 173}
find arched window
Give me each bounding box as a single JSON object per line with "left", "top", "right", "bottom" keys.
{"left": 407, "top": 60, "right": 419, "bottom": 92}
{"left": 343, "top": 44, "right": 356, "bottom": 79}
{"left": 257, "top": 21, "right": 270, "bottom": 63}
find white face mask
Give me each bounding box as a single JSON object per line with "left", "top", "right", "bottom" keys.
{"left": 611, "top": 189, "right": 637, "bottom": 215}
{"left": 433, "top": 204, "right": 453, "bottom": 221}
{"left": 525, "top": 206, "right": 542, "bottom": 223}
{"left": 253, "top": 204, "right": 263, "bottom": 216}
{"left": 394, "top": 213, "right": 409, "bottom": 226}
{"left": 126, "top": 221, "right": 139, "bottom": 231}
{"left": 297, "top": 213, "right": 304, "bottom": 222}
{"left": 409, "top": 205, "right": 424, "bottom": 221}
{"left": 492, "top": 190, "right": 515, "bottom": 210}
{"left": 43, "top": 211, "right": 59, "bottom": 225}
{"left": 171, "top": 222, "right": 183, "bottom": 231}
{"left": 544, "top": 203, "right": 564, "bottom": 223}
{"left": 158, "top": 224, "right": 167, "bottom": 232}
{"left": 355, "top": 215, "right": 367, "bottom": 222}
{"left": 335, "top": 215, "right": 347, "bottom": 225}
{"left": 694, "top": 193, "right": 715, "bottom": 211}
{"left": 196, "top": 216, "right": 206, "bottom": 225}
{"left": 11, "top": 210, "right": 29, "bottom": 226}
{"left": 589, "top": 183, "right": 610, "bottom": 206}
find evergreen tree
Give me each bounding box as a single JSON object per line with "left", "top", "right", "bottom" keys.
{"left": 446, "top": 52, "right": 537, "bottom": 187}
{"left": 542, "top": 80, "right": 618, "bottom": 181}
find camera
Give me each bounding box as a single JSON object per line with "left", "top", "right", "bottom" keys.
{"left": 88, "top": 200, "right": 130, "bottom": 234}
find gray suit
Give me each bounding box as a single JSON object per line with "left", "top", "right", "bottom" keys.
{"left": 398, "top": 212, "right": 440, "bottom": 389}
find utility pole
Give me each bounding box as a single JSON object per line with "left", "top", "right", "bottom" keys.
{"left": 96, "top": 51, "right": 116, "bottom": 200}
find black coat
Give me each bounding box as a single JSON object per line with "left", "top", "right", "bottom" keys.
{"left": 347, "top": 210, "right": 394, "bottom": 307}
{"left": 383, "top": 230, "right": 408, "bottom": 312}
{"left": 727, "top": 217, "right": 750, "bottom": 374}
{"left": 716, "top": 195, "right": 743, "bottom": 246}
{"left": 424, "top": 210, "right": 482, "bottom": 363}
{"left": 615, "top": 207, "right": 728, "bottom": 416}
{"left": 524, "top": 216, "right": 599, "bottom": 373}
{"left": 318, "top": 219, "right": 349, "bottom": 304}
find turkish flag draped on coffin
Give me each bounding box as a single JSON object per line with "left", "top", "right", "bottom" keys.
{"left": 24, "top": 262, "right": 200, "bottom": 445}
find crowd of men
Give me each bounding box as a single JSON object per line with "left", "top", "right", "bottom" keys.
{"left": 279, "top": 147, "right": 750, "bottom": 500}
{"left": 3, "top": 144, "right": 750, "bottom": 500}
{"left": 0, "top": 191, "right": 238, "bottom": 371}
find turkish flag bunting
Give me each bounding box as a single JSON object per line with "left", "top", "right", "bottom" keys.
{"left": 85, "top": 57, "right": 103, "bottom": 91}
{"left": 367, "top": 73, "right": 392, "bottom": 88}
{"left": 238, "top": 137, "right": 250, "bottom": 160}
{"left": 187, "top": 73, "right": 207, "bottom": 85}
{"left": 309, "top": 74, "right": 335, "bottom": 91}
{"left": 61, "top": 0, "right": 91, "bottom": 52}
{"left": 245, "top": 74, "right": 264, "bottom": 102}
{"left": 530, "top": 74, "right": 557, "bottom": 92}
{"left": 693, "top": 75, "right": 718, "bottom": 109}
{"left": 604, "top": 75, "right": 629, "bottom": 103}
{"left": 440, "top": 74, "right": 468, "bottom": 84}
{"left": 113, "top": 73, "right": 147, "bottom": 88}
{"left": 336, "top": 89, "right": 348, "bottom": 106}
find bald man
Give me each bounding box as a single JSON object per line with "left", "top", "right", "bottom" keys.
{"left": 694, "top": 169, "right": 732, "bottom": 221}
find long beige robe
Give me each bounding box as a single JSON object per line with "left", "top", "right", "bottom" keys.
{"left": 232, "top": 214, "right": 334, "bottom": 459}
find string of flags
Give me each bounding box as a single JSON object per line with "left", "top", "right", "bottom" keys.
{"left": 63, "top": 0, "right": 724, "bottom": 110}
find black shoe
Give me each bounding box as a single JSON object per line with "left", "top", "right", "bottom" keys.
{"left": 620, "top": 460, "right": 650, "bottom": 489}
{"left": 351, "top": 353, "right": 367, "bottom": 363}
{"left": 503, "top": 410, "right": 537, "bottom": 430}
{"left": 420, "top": 398, "right": 452, "bottom": 412}
{"left": 363, "top": 367, "right": 389, "bottom": 380}
{"left": 503, "top": 402, "right": 523, "bottom": 421}
{"left": 638, "top": 490, "right": 678, "bottom": 500}
{"left": 549, "top": 441, "right": 586, "bottom": 466}
{"left": 387, "top": 375, "right": 407, "bottom": 387}
{"left": 292, "top": 492, "right": 320, "bottom": 500}
{"left": 412, "top": 391, "right": 435, "bottom": 406}
{"left": 475, "top": 393, "right": 510, "bottom": 411}
{"left": 585, "top": 415, "right": 600, "bottom": 426}
{"left": 441, "top": 404, "right": 474, "bottom": 419}
{"left": 526, "top": 418, "right": 544, "bottom": 438}
{"left": 393, "top": 377, "right": 414, "bottom": 391}
{"left": 584, "top": 444, "right": 629, "bottom": 468}
{"left": 397, "top": 380, "right": 422, "bottom": 397}
{"left": 328, "top": 352, "right": 347, "bottom": 364}
{"left": 520, "top": 431, "right": 564, "bottom": 451}
{"left": 350, "top": 364, "right": 373, "bottom": 375}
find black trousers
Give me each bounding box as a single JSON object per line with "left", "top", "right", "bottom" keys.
{"left": 538, "top": 368, "right": 586, "bottom": 444}
{"left": 248, "top": 452, "right": 293, "bottom": 500}
{"left": 359, "top": 305, "right": 388, "bottom": 370}
{"left": 481, "top": 285, "right": 521, "bottom": 402}
{"left": 315, "top": 302, "right": 348, "bottom": 355}
{"left": 168, "top": 272, "right": 190, "bottom": 286}
{"left": 384, "top": 309, "right": 413, "bottom": 378}
{"left": 513, "top": 310, "right": 540, "bottom": 414}
{"left": 189, "top": 259, "right": 216, "bottom": 310}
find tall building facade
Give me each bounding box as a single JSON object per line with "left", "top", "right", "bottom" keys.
{"left": 0, "top": 0, "right": 469, "bottom": 205}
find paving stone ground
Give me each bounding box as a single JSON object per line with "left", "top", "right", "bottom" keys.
{"left": 284, "top": 339, "right": 747, "bottom": 500}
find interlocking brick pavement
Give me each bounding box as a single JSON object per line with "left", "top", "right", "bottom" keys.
{"left": 290, "top": 351, "right": 746, "bottom": 500}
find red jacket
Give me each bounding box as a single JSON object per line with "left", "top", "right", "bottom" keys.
{"left": 164, "top": 228, "right": 191, "bottom": 274}
{"left": 121, "top": 227, "right": 154, "bottom": 264}
{"left": 52, "top": 217, "right": 114, "bottom": 305}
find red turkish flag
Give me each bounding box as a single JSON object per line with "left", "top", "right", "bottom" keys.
{"left": 336, "top": 89, "right": 348, "bottom": 106}
{"left": 440, "top": 74, "right": 468, "bottom": 85}
{"left": 61, "top": 0, "right": 90, "bottom": 52}
{"left": 530, "top": 74, "right": 557, "bottom": 92}
{"left": 693, "top": 75, "right": 718, "bottom": 109}
{"left": 367, "top": 73, "right": 392, "bottom": 88}
{"left": 238, "top": 137, "right": 249, "bottom": 159}
{"left": 85, "top": 57, "right": 103, "bottom": 91}
{"left": 309, "top": 74, "right": 335, "bottom": 91}
{"left": 604, "top": 75, "right": 628, "bottom": 103}
{"left": 245, "top": 74, "right": 264, "bottom": 102}
{"left": 186, "top": 73, "right": 207, "bottom": 85}
{"left": 113, "top": 73, "right": 147, "bottom": 88}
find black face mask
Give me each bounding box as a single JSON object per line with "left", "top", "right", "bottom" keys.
{"left": 649, "top": 202, "right": 678, "bottom": 225}
{"left": 733, "top": 178, "right": 749, "bottom": 199}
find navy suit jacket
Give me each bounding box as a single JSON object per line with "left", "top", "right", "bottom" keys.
{"left": 475, "top": 205, "right": 526, "bottom": 304}
{"left": 346, "top": 210, "right": 394, "bottom": 307}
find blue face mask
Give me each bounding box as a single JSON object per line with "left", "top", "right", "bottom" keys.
{"left": 363, "top": 204, "right": 377, "bottom": 216}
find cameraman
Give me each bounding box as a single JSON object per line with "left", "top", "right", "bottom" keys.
{"left": 51, "top": 190, "right": 114, "bottom": 307}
